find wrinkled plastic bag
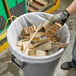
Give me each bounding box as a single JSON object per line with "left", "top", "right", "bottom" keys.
{"left": 7, "top": 12, "right": 70, "bottom": 63}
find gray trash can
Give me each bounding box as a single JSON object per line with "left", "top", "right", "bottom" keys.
{"left": 7, "top": 12, "right": 70, "bottom": 76}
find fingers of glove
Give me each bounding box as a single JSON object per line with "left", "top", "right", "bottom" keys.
{"left": 50, "top": 12, "right": 68, "bottom": 24}
{"left": 59, "top": 12, "right": 68, "bottom": 21}
{"left": 50, "top": 14, "right": 61, "bottom": 23}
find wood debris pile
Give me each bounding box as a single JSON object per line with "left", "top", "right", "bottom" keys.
{"left": 16, "top": 22, "right": 68, "bottom": 57}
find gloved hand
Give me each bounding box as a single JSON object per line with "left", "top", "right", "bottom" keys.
{"left": 50, "top": 10, "right": 70, "bottom": 25}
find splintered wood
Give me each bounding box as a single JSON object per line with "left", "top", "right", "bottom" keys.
{"left": 16, "top": 22, "right": 68, "bottom": 57}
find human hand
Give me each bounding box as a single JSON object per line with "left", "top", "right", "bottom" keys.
{"left": 50, "top": 10, "right": 70, "bottom": 25}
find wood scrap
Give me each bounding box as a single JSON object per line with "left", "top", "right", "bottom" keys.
{"left": 35, "top": 41, "right": 67, "bottom": 51}
{"left": 17, "top": 46, "right": 23, "bottom": 51}
{"left": 41, "top": 22, "right": 62, "bottom": 36}
{"left": 36, "top": 50, "right": 47, "bottom": 57}
{"left": 35, "top": 0, "right": 47, "bottom": 6}
{"left": 27, "top": 0, "right": 50, "bottom": 12}
{"left": 32, "top": 37, "right": 50, "bottom": 47}
{"left": 16, "top": 21, "right": 68, "bottom": 57}
{"left": 44, "top": 22, "right": 62, "bottom": 36}
{"left": 33, "top": 25, "right": 38, "bottom": 31}
{"left": 51, "top": 42, "right": 68, "bottom": 48}
{"left": 22, "top": 27, "right": 30, "bottom": 36}
{"left": 29, "top": 2, "right": 42, "bottom": 9}
{"left": 28, "top": 6, "right": 37, "bottom": 12}
{"left": 23, "top": 38, "right": 30, "bottom": 41}
{"left": 22, "top": 23, "right": 42, "bottom": 54}
{"left": 32, "top": 36, "right": 59, "bottom": 47}
{"left": 22, "top": 21, "right": 49, "bottom": 54}
{"left": 49, "top": 35, "right": 59, "bottom": 42}
{"left": 16, "top": 40, "right": 23, "bottom": 47}
{"left": 30, "top": 32, "right": 45, "bottom": 38}
{"left": 35, "top": 41, "right": 52, "bottom": 50}
{"left": 22, "top": 36, "right": 30, "bottom": 39}
{"left": 23, "top": 41, "right": 33, "bottom": 53}
{"left": 28, "top": 49, "right": 36, "bottom": 56}
{"left": 32, "top": 37, "right": 40, "bottom": 42}
{"left": 38, "top": 2, "right": 52, "bottom": 12}
{"left": 22, "top": 25, "right": 37, "bottom": 36}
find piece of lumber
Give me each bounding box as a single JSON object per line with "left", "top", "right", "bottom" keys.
{"left": 23, "top": 38, "right": 30, "bottom": 41}
{"left": 35, "top": 41, "right": 51, "bottom": 50}
{"left": 31, "top": 35, "right": 59, "bottom": 43}
{"left": 22, "top": 25, "right": 37, "bottom": 36}
{"left": 32, "top": 36, "right": 59, "bottom": 47}
{"left": 30, "top": 32, "right": 45, "bottom": 38}
{"left": 23, "top": 36, "right": 30, "bottom": 39}
{"left": 36, "top": 50, "right": 46, "bottom": 57}
{"left": 48, "top": 35, "right": 59, "bottom": 42}
{"left": 35, "top": 0, "right": 47, "bottom": 6}
{"left": 35, "top": 41, "right": 68, "bottom": 51}
{"left": 44, "top": 22, "right": 62, "bottom": 36}
{"left": 28, "top": 6, "right": 37, "bottom": 12}
{"left": 22, "top": 27, "right": 30, "bottom": 36}
{"left": 16, "top": 40, "right": 23, "bottom": 51}
{"left": 16, "top": 40, "right": 23, "bottom": 47}
{"left": 32, "top": 37, "right": 40, "bottom": 42}
{"left": 51, "top": 42, "right": 68, "bottom": 48}
{"left": 38, "top": 2, "right": 52, "bottom": 12}
{"left": 28, "top": 49, "right": 36, "bottom": 56}
{"left": 23, "top": 41, "right": 33, "bottom": 53}
{"left": 29, "top": 2, "right": 42, "bottom": 9}
{"left": 32, "top": 37, "right": 50, "bottom": 47}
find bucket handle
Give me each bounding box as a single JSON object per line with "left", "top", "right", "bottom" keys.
{"left": 12, "top": 54, "right": 27, "bottom": 69}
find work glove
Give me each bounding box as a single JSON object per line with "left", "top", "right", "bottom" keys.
{"left": 50, "top": 10, "right": 70, "bottom": 25}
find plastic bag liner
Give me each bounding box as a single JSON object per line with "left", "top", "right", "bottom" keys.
{"left": 7, "top": 12, "right": 70, "bottom": 63}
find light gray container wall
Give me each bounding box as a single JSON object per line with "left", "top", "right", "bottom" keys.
{"left": 23, "top": 58, "right": 59, "bottom": 76}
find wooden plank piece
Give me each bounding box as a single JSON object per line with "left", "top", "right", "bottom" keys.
{"left": 36, "top": 50, "right": 46, "bottom": 57}
{"left": 28, "top": 6, "right": 37, "bottom": 12}
{"left": 44, "top": 22, "right": 62, "bottom": 36}
{"left": 30, "top": 2, "right": 43, "bottom": 9}
{"left": 35, "top": 41, "right": 67, "bottom": 51}
{"left": 35, "top": 0, "right": 47, "bottom": 6}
